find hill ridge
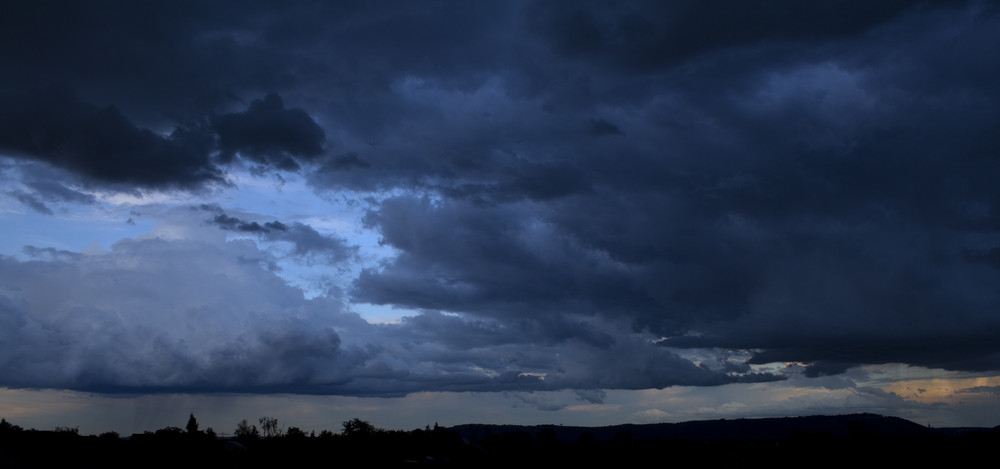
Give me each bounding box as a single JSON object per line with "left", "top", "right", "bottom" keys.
{"left": 450, "top": 413, "right": 950, "bottom": 442}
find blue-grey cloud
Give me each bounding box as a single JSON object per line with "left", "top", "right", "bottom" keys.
{"left": 200, "top": 205, "right": 357, "bottom": 264}
{"left": 0, "top": 227, "right": 757, "bottom": 394}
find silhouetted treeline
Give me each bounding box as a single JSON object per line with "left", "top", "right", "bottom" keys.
{"left": 1, "top": 413, "right": 998, "bottom": 468}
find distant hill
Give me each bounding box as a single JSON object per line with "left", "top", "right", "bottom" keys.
{"left": 451, "top": 413, "right": 943, "bottom": 443}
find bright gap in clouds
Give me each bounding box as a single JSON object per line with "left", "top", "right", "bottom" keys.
{"left": 0, "top": 208, "right": 149, "bottom": 256}
{"left": 0, "top": 159, "right": 406, "bottom": 324}
{"left": 217, "top": 169, "right": 416, "bottom": 324}
{"left": 352, "top": 303, "right": 418, "bottom": 324}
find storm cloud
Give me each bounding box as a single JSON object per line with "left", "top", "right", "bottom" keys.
{"left": 213, "top": 93, "right": 327, "bottom": 171}
{"left": 0, "top": 89, "right": 221, "bottom": 188}
{"left": 0, "top": 212, "right": 757, "bottom": 395}
{"left": 1, "top": 0, "right": 999, "bottom": 400}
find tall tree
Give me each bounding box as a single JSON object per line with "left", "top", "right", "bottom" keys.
{"left": 259, "top": 416, "right": 282, "bottom": 438}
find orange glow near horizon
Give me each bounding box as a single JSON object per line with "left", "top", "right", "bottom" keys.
{"left": 878, "top": 374, "right": 1000, "bottom": 404}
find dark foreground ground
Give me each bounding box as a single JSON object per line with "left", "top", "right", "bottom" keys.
{"left": 1, "top": 413, "right": 997, "bottom": 468}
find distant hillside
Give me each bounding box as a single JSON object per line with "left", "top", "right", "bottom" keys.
{"left": 451, "top": 413, "right": 938, "bottom": 443}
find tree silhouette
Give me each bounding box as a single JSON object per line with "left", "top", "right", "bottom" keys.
{"left": 0, "top": 419, "right": 23, "bottom": 433}
{"left": 342, "top": 418, "right": 377, "bottom": 436}
{"left": 235, "top": 419, "right": 259, "bottom": 440}
{"left": 259, "top": 416, "right": 282, "bottom": 438}
{"left": 286, "top": 426, "right": 307, "bottom": 439}
{"left": 186, "top": 413, "right": 199, "bottom": 434}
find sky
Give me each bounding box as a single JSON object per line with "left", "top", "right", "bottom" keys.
{"left": 2, "top": 0, "right": 1000, "bottom": 435}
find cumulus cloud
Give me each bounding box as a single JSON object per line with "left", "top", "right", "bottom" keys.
{"left": 0, "top": 236, "right": 355, "bottom": 392}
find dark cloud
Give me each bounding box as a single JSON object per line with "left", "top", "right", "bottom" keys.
{"left": 0, "top": 1, "right": 308, "bottom": 124}
{"left": 961, "top": 386, "right": 1000, "bottom": 395}
{"left": 201, "top": 206, "right": 356, "bottom": 264}
{"left": 0, "top": 89, "right": 222, "bottom": 188}
{"left": 524, "top": 0, "right": 951, "bottom": 72}
{"left": 0, "top": 89, "right": 327, "bottom": 190}
{"left": 346, "top": 0, "right": 1000, "bottom": 377}
{"left": 212, "top": 93, "right": 326, "bottom": 171}
{"left": 9, "top": 191, "right": 53, "bottom": 215}
{"left": 211, "top": 212, "right": 288, "bottom": 234}
{"left": 3, "top": 162, "right": 99, "bottom": 214}
{"left": 1, "top": 0, "right": 329, "bottom": 189}
{"left": 2, "top": 0, "right": 999, "bottom": 397}
{"left": 353, "top": 196, "right": 658, "bottom": 320}
{"left": 23, "top": 178, "right": 97, "bottom": 206}
{"left": 965, "top": 247, "right": 1000, "bottom": 268}
{"left": 21, "top": 246, "right": 83, "bottom": 262}
{"left": 585, "top": 118, "right": 623, "bottom": 137}
{"left": 321, "top": 153, "right": 371, "bottom": 172}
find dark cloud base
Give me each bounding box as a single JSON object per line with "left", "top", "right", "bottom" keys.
{"left": 0, "top": 89, "right": 326, "bottom": 190}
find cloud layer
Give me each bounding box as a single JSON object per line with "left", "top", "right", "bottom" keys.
{"left": 0, "top": 211, "right": 761, "bottom": 395}
{"left": 1, "top": 0, "right": 999, "bottom": 397}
